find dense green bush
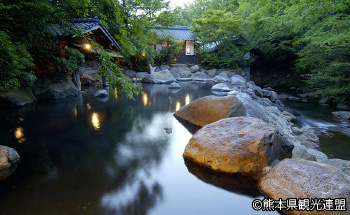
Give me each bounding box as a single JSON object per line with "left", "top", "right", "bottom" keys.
{"left": 154, "top": 36, "right": 183, "bottom": 65}
{"left": 179, "top": 0, "right": 350, "bottom": 97}
{"left": 0, "top": 31, "right": 35, "bottom": 93}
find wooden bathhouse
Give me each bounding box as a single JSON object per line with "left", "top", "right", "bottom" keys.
{"left": 150, "top": 25, "right": 196, "bottom": 64}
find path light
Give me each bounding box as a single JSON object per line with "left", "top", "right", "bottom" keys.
{"left": 85, "top": 44, "right": 92, "bottom": 50}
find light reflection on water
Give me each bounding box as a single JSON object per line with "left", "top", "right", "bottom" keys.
{"left": 73, "top": 107, "right": 78, "bottom": 118}
{"left": 175, "top": 101, "right": 181, "bottom": 111}
{"left": 91, "top": 112, "right": 101, "bottom": 131}
{"left": 185, "top": 94, "right": 190, "bottom": 105}
{"left": 143, "top": 93, "right": 148, "bottom": 107}
{"left": 0, "top": 82, "right": 277, "bottom": 215}
{"left": 14, "top": 127, "right": 25, "bottom": 144}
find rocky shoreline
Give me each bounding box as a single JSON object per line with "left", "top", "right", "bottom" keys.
{"left": 1, "top": 64, "right": 349, "bottom": 212}
{"left": 135, "top": 64, "right": 347, "bottom": 169}
{"left": 163, "top": 65, "right": 350, "bottom": 214}
{"left": 172, "top": 74, "right": 350, "bottom": 173}
{"left": 0, "top": 145, "right": 20, "bottom": 181}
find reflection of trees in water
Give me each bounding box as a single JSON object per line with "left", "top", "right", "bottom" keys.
{"left": 100, "top": 111, "right": 175, "bottom": 214}
{"left": 0, "top": 82, "right": 215, "bottom": 214}
{"left": 0, "top": 92, "right": 170, "bottom": 215}
{"left": 102, "top": 176, "right": 163, "bottom": 215}
{"left": 118, "top": 182, "right": 162, "bottom": 215}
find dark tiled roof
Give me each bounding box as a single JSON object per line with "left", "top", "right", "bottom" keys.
{"left": 47, "top": 17, "right": 120, "bottom": 50}
{"left": 150, "top": 25, "right": 195, "bottom": 41}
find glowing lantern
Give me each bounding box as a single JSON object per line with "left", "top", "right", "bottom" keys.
{"left": 85, "top": 44, "right": 91, "bottom": 50}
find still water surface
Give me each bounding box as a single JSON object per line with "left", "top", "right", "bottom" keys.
{"left": 0, "top": 82, "right": 277, "bottom": 215}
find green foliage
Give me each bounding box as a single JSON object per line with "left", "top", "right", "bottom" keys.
{"left": 292, "top": 0, "right": 350, "bottom": 97}
{"left": 154, "top": 36, "right": 183, "bottom": 65}
{"left": 192, "top": 10, "right": 243, "bottom": 69}
{"left": 173, "top": 0, "right": 350, "bottom": 97}
{"left": 83, "top": 0, "right": 167, "bottom": 69}
{"left": 155, "top": 11, "right": 179, "bottom": 27}
{"left": 0, "top": 31, "right": 35, "bottom": 93}
{"left": 0, "top": 0, "right": 168, "bottom": 98}
{"left": 98, "top": 48, "right": 142, "bottom": 99}
{"left": 193, "top": 10, "right": 240, "bottom": 45}
{"left": 199, "top": 50, "right": 238, "bottom": 69}
{"left": 171, "top": 0, "right": 234, "bottom": 27}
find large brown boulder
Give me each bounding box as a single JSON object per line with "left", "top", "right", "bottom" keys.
{"left": 183, "top": 117, "right": 282, "bottom": 179}
{"left": 0, "top": 145, "right": 20, "bottom": 171}
{"left": 173, "top": 95, "right": 246, "bottom": 127}
{"left": 259, "top": 159, "right": 350, "bottom": 215}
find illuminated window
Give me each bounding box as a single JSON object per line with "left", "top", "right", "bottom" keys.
{"left": 185, "top": 41, "right": 194, "bottom": 55}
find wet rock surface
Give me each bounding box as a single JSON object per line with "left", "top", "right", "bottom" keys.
{"left": 230, "top": 74, "right": 246, "bottom": 86}
{"left": 192, "top": 72, "right": 211, "bottom": 81}
{"left": 332, "top": 111, "right": 350, "bottom": 121}
{"left": 168, "top": 82, "right": 181, "bottom": 89}
{"left": 190, "top": 65, "right": 200, "bottom": 73}
{"left": 174, "top": 95, "right": 246, "bottom": 127}
{"left": 135, "top": 72, "right": 149, "bottom": 79}
{"left": 183, "top": 117, "right": 283, "bottom": 179}
{"left": 205, "top": 69, "right": 217, "bottom": 78}
{"left": 0, "top": 145, "right": 20, "bottom": 171}
{"left": 259, "top": 159, "right": 350, "bottom": 215}
{"left": 33, "top": 72, "right": 78, "bottom": 100}
{"left": 142, "top": 69, "right": 176, "bottom": 84}
{"left": 0, "top": 162, "right": 19, "bottom": 181}
{"left": 94, "top": 89, "right": 109, "bottom": 97}
{"left": 213, "top": 75, "right": 230, "bottom": 83}
{"left": 211, "top": 83, "right": 233, "bottom": 92}
{"left": 124, "top": 69, "right": 137, "bottom": 78}
{"left": 0, "top": 88, "right": 36, "bottom": 108}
